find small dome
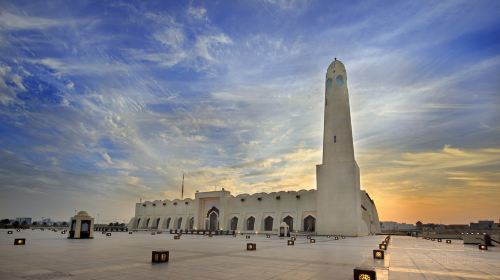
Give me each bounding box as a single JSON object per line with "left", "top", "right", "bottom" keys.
{"left": 77, "top": 211, "right": 89, "bottom": 216}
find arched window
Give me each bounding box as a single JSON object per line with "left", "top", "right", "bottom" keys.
{"left": 166, "top": 217, "right": 171, "bottom": 229}
{"left": 155, "top": 218, "right": 160, "bottom": 229}
{"left": 230, "top": 217, "right": 238, "bottom": 231}
{"left": 188, "top": 217, "right": 194, "bottom": 230}
{"left": 304, "top": 215, "right": 316, "bottom": 232}
{"left": 264, "top": 216, "right": 273, "bottom": 231}
{"left": 145, "top": 218, "right": 150, "bottom": 229}
{"left": 336, "top": 75, "right": 344, "bottom": 86}
{"left": 284, "top": 216, "right": 294, "bottom": 232}
{"left": 247, "top": 216, "right": 255, "bottom": 231}
{"left": 136, "top": 218, "right": 141, "bottom": 229}
{"left": 177, "top": 217, "right": 182, "bottom": 229}
{"left": 326, "top": 78, "right": 333, "bottom": 89}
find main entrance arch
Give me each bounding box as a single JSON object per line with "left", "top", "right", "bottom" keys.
{"left": 206, "top": 206, "right": 219, "bottom": 231}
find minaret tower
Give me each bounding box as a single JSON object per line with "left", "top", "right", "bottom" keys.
{"left": 316, "top": 59, "right": 362, "bottom": 236}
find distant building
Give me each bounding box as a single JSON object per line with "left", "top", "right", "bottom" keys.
{"left": 380, "top": 221, "right": 416, "bottom": 232}
{"left": 15, "top": 217, "right": 32, "bottom": 225}
{"left": 470, "top": 220, "right": 494, "bottom": 230}
{"left": 444, "top": 224, "right": 469, "bottom": 230}
{"left": 41, "top": 218, "right": 53, "bottom": 226}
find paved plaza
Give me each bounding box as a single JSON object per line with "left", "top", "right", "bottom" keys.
{"left": 1, "top": 229, "right": 499, "bottom": 280}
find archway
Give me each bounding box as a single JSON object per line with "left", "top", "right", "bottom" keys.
{"left": 206, "top": 206, "right": 219, "bottom": 231}
{"left": 264, "top": 216, "right": 273, "bottom": 231}
{"left": 188, "top": 217, "right": 194, "bottom": 230}
{"left": 177, "top": 217, "right": 182, "bottom": 229}
{"left": 230, "top": 217, "right": 238, "bottom": 231}
{"left": 145, "top": 218, "right": 150, "bottom": 229}
{"left": 303, "top": 215, "right": 316, "bottom": 232}
{"left": 209, "top": 212, "right": 218, "bottom": 231}
{"left": 284, "top": 216, "right": 293, "bottom": 232}
{"left": 155, "top": 218, "right": 160, "bottom": 229}
{"left": 247, "top": 216, "right": 255, "bottom": 231}
{"left": 166, "top": 217, "right": 171, "bottom": 229}
{"left": 136, "top": 218, "right": 141, "bottom": 229}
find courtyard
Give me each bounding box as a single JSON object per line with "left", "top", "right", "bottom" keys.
{"left": 1, "top": 229, "right": 499, "bottom": 280}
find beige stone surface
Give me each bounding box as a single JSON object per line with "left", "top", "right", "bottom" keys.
{"left": 1, "top": 230, "right": 499, "bottom": 279}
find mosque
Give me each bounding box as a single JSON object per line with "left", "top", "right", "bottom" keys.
{"left": 128, "top": 59, "right": 381, "bottom": 236}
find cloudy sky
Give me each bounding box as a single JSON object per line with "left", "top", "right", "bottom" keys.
{"left": 0, "top": 0, "right": 499, "bottom": 224}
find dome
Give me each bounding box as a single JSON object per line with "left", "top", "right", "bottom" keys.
{"left": 77, "top": 211, "right": 89, "bottom": 216}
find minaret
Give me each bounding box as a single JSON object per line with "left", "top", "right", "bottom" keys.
{"left": 316, "top": 59, "right": 362, "bottom": 236}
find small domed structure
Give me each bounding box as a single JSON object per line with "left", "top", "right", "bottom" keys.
{"left": 68, "top": 210, "right": 94, "bottom": 239}
{"left": 279, "top": 222, "right": 290, "bottom": 237}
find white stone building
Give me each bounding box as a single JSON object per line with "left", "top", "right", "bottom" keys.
{"left": 129, "top": 59, "right": 381, "bottom": 236}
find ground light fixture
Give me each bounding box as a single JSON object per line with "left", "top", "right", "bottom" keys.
{"left": 354, "top": 267, "right": 376, "bottom": 280}
{"left": 14, "top": 238, "right": 25, "bottom": 245}
{"left": 373, "top": 249, "right": 384, "bottom": 260}
{"left": 151, "top": 251, "right": 169, "bottom": 263}
{"left": 246, "top": 243, "right": 256, "bottom": 251}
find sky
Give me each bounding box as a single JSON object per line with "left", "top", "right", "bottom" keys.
{"left": 0, "top": 0, "right": 499, "bottom": 224}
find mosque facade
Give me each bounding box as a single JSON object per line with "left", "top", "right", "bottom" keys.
{"left": 128, "top": 59, "right": 380, "bottom": 236}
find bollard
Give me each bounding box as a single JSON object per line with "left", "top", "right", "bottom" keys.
{"left": 246, "top": 243, "right": 256, "bottom": 251}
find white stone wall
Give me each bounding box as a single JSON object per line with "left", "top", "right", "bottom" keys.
{"left": 129, "top": 190, "right": 317, "bottom": 233}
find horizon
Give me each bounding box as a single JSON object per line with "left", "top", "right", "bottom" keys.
{"left": 1, "top": 0, "right": 499, "bottom": 225}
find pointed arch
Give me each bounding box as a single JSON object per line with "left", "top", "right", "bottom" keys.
{"left": 177, "top": 217, "right": 182, "bottom": 229}
{"left": 155, "top": 218, "right": 160, "bottom": 229}
{"left": 188, "top": 217, "right": 194, "bottom": 230}
{"left": 264, "top": 216, "right": 273, "bottom": 231}
{"left": 303, "top": 215, "right": 316, "bottom": 232}
{"left": 230, "top": 216, "right": 238, "bottom": 231}
{"left": 246, "top": 216, "right": 255, "bottom": 231}
{"left": 207, "top": 206, "right": 219, "bottom": 231}
{"left": 283, "top": 216, "right": 294, "bottom": 232}
{"left": 166, "top": 217, "right": 171, "bottom": 229}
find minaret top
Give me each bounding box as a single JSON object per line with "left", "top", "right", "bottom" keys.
{"left": 327, "top": 59, "right": 346, "bottom": 76}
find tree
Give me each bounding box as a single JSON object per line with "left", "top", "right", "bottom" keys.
{"left": 32, "top": 221, "right": 38, "bottom": 226}
{"left": 1, "top": 219, "right": 10, "bottom": 225}
{"left": 12, "top": 221, "right": 20, "bottom": 228}
{"left": 62, "top": 221, "right": 68, "bottom": 226}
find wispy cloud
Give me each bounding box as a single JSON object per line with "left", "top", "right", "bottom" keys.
{"left": 0, "top": 0, "right": 499, "bottom": 223}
